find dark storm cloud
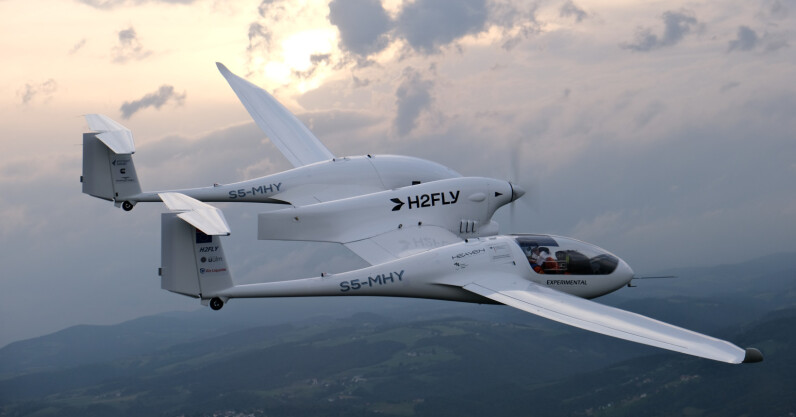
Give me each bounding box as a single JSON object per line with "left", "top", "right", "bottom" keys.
{"left": 76, "top": 0, "right": 194, "bottom": 9}
{"left": 326, "top": 0, "right": 491, "bottom": 56}
{"left": 559, "top": 0, "right": 588, "bottom": 23}
{"left": 18, "top": 79, "right": 57, "bottom": 105}
{"left": 394, "top": 68, "right": 434, "bottom": 136}
{"left": 328, "top": 0, "right": 392, "bottom": 56}
{"left": 119, "top": 85, "right": 186, "bottom": 119}
{"left": 112, "top": 27, "right": 152, "bottom": 64}
{"left": 621, "top": 10, "right": 699, "bottom": 52}
{"left": 396, "top": 0, "right": 489, "bottom": 54}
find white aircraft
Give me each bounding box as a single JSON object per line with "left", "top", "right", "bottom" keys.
{"left": 156, "top": 187, "right": 762, "bottom": 365}
{"left": 81, "top": 63, "right": 469, "bottom": 211}
{"left": 84, "top": 63, "right": 763, "bottom": 365}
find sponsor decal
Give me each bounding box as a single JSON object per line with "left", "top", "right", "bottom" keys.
{"left": 451, "top": 248, "right": 485, "bottom": 261}
{"left": 340, "top": 270, "right": 405, "bottom": 292}
{"left": 120, "top": 168, "right": 126, "bottom": 174}
{"left": 391, "top": 191, "right": 460, "bottom": 211}
{"left": 546, "top": 279, "right": 587, "bottom": 286}
{"left": 198, "top": 246, "right": 219, "bottom": 253}
{"left": 199, "top": 256, "right": 223, "bottom": 263}
{"left": 200, "top": 267, "right": 228, "bottom": 274}
{"left": 228, "top": 182, "right": 282, "bottom": 199}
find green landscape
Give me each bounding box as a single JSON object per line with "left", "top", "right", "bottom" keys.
{"left": 1, "top": 254, "right": 794, "bottom": 417}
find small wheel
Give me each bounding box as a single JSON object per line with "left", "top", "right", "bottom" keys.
{"left": 122, "top": 201, "right": 134, "bottom": 211}
{"left": 210, "top": 297, "right": 224, "bottom": 311}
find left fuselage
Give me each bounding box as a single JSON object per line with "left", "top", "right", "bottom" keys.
{"left": 215, "top": 235, "right": 634, "bottom": 303}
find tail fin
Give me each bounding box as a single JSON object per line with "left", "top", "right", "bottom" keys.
{"left": 81, "top": 114, "right": 142, "bottom": 209}
{"left": 159, "top": 193, "right": 234, "bottom": 306}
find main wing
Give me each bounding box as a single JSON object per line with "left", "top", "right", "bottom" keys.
{"left": 216, "top": 62, "right": 334, "bottom": 168}
{"left": 460, "top": 274, "right": 761, "bottom": 364}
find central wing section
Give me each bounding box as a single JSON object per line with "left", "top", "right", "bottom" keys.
{"left": 461, "top": 274, "right": 748, "bottom": 364}
{"left": 257, "top": 177, "right": 515, "bottom": 264}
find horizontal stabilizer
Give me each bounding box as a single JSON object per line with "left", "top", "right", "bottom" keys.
{"left": 160, "top": 192, "right": 230, "bottom": 236}
{"left": 216, "top": 62, "right": 334, "bottom": 167}
{"left": 84, "top": 114, "right": 135, "bottom": 154}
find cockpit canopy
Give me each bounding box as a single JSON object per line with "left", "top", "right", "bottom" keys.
{"left": 513, "top": 234, "right": 619, "bottom": 275}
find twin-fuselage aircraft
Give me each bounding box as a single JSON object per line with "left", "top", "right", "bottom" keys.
{"left": 81, "top": 63, "right": 763, "bottom": 365}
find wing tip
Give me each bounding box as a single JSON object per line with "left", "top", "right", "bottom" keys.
{"left": 742, "top": 347, "right": 764, "bottom": 363}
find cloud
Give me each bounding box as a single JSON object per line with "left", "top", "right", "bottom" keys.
{"left": 634, "top": 100, "right": 665, "bottom": 128}
{"left": 328, "top": 0, "right": 392, "bottom": 56}
{"left": 762, "top": 0, "right": 790, "bottom": 20}
{"left": 728, "top": 25, "right": 790, "bottom": 53}
{"left": 112, "top": 27, "right": 152, "bottom": 64}
{"left": 720, "top": 81, "right": 741, "bottom": 93}
{"left": 119, "top": 85, "right": 186, "bottom": 119}
{"left": 69, "top": 38, "right": 87, "bottom": 55}
{"left": 394, "top": 67, "right": 434, "bottom": 136}
{"left": 559, "top": 0, "right": 588, "bottom": 23}
{"left": 728, "top": 26, "right": 758, "bottom": 52}
{"left": 326, "top": 0, "right": 515, "bottom": 57}
{"left": 76, "top": 0, "right": 195, "bottom": 9}
{"left": 396, "top": 0, "right": 489, "bottom": 54}
{"left": 621, "top": 10, "right": 699, "bottom": 52}
{"left": 17, "top": 79, "right": 57, "bottom": 105}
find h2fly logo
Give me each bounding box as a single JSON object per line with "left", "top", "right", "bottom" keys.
{"left": 391, "top": 191, "right": 460, "bottom": 211}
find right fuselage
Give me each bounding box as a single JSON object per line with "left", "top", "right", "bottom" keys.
{"left": 215, "top": 235, "right": 634, "bottom": 303}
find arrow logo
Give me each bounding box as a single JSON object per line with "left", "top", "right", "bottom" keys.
{"left": 391, "top": 198, "right": 405, "bottom": 211}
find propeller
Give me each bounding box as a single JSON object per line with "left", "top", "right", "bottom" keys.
{"left": 505, "top": 138, "right": 539, "bottom": 233}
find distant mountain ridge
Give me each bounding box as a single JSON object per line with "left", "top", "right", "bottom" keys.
{"left": 0, "top": 253, "right": 793, "bottom": 416}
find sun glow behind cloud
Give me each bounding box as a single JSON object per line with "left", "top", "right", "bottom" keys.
{"left": 247, "top": 0, "right": 343, "bottom": 94}
{"left": 262, "top": 27, "right": 338, "bottom": 92}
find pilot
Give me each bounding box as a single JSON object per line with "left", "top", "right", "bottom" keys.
{"left": 528, "top": 247, "right": 545, "bottom": 274}
{"left": 539, "top": 247, "right": 559, "bottom": 273}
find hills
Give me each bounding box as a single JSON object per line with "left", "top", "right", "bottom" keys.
{"left": 0, "top": 254, "right": 794, "bottom": 417}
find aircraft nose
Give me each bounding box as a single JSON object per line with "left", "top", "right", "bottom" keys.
{"left": 618, "top": 259, "right": 635, "bottom": 286}
{"left": 510, "top": 182, "right": 525, "bottom": 202}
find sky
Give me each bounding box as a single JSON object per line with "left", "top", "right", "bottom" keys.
{"left": 1, "top": 0, "right": 795, "bottom": 347}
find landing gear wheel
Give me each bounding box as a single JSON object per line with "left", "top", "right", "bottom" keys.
{"left": 122, "top": 201, "right": 134, "bottom": 211}
{"left": 210, "top": 297, "right": 224, "bottom": 311}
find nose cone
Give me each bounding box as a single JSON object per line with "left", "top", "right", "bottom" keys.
{"left": 617, "top": 258, "right": 635, "bottom": 286}
{"left": 510, "top": 182, "right": 525, "bottom": 202}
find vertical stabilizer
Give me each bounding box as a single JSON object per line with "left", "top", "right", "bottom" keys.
{"left": 160, "top": 213, "right": 234, "bottom": 299}
{"left": 81, "top": 114, "right": 142, "bottom": 207}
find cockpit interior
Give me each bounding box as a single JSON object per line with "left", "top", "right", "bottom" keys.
{"left": 513, "top": 234, "right": 619, "bottom": 275}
